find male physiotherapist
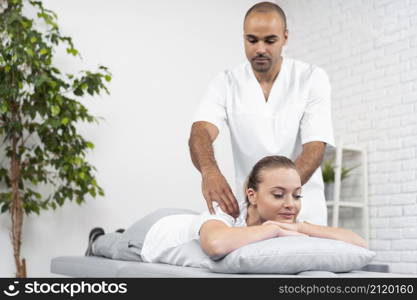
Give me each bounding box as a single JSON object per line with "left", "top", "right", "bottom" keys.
{"left": 188, "top": 2, "right": 335, "bottom": 225}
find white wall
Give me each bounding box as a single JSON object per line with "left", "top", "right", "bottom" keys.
{"left": 2, "top": 0, "right": 416, "bottom": 277}
{"left": 0, "top": 0, "right": 259, "bottom": 277}
{"left": 278, "top": 0, "right": 417, "bottom": 274}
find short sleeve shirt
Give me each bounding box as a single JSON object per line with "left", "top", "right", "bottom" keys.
{"left": 191, "top": 57, "right": 335, "bottom": 225}
{"left": 140, "top": 204, "right": 247, "bottom": 262}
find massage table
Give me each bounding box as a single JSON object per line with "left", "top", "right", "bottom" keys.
{"left": 50, "top": 256, "right": 416, "bottom": 278}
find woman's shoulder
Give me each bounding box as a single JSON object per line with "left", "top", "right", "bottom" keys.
{"left": 196, "top": 203, "right": 248, "bottom": 228}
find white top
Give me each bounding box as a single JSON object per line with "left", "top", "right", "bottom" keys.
{"left": 140, "top": 204, "right": 247, "bottom": 262}
{"left": 191, "top": 57, "right": 335, "bottom": 225}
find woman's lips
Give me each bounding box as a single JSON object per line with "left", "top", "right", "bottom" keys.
{"left": 278, "top": 213, "right": 295, "bottom": 219}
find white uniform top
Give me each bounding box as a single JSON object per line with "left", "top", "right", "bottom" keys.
{"left": 140, "top": 204, "right": 247, "bottom": 262}
{"left": 191, "top": 57, "right": 335, "bottom": 225}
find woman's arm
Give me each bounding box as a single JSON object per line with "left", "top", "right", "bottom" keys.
{"left": 299, "top": 222, "right": 368, "bottom": 248}
{"left": 199, "top": 220, "right": 305, "bottom": 259}
{"left": 271, "top": 221, "right": 368, "bottom": 248}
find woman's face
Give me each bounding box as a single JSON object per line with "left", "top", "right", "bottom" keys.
{"left": 246, "top": 167, "right": 302, "bottom": 224}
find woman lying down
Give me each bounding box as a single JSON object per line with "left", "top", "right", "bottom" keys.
{"left": 84, "top": 155, "right": 367, "bottom": 263}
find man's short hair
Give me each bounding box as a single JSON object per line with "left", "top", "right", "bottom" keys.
{"left": 244, "top": 1, "right": 287, "bottom": 31}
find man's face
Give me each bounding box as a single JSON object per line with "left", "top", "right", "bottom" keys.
{"left": 243, "top": 11, "right": 288, "bottom": 73}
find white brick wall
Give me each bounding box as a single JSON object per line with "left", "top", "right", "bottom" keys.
{"left": 278, "top": 0, "right": 417, "bottom": 274}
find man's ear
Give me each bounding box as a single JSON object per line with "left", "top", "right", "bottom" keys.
{"left": 283, "top": 29, "right": 289, "bottom": 45}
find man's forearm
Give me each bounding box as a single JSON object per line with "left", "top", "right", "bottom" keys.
{"left": 294, "top": 141, "right": 326, "bottom": 185}
{"left": 188, "top": 127, "right": 219, "bottom": 175}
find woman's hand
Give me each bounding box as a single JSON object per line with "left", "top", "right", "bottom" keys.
{"left": 262, "top": 221, "right": 308, "bottom": 237}
{"left": 262, "top": 220, "right": 299, "bottom": 231}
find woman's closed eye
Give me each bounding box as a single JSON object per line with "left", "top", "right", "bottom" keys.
{"left": 273, "top": 194, "right": 303, "bottom": 199}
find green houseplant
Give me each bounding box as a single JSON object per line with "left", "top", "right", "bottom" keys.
{"left": 0, "top": 0, "right": 111, "bottom": 277}
{"left": 322, "top": 156, "right": 360, "bottom": 200}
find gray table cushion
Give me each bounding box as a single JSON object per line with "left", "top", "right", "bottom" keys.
{"left": 50, "top": 256, "right": 416, "bottom": 278}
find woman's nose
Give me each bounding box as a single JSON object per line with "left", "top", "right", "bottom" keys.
{"left": 283, "top": 196, "right": 295, "bottom": 207}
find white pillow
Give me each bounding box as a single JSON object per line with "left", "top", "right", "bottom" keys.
{"left": 158, "top": 236, "right": 375, "bottom": 274}
{"left": 210, "top": 236, "right": 376, "bottom": 274}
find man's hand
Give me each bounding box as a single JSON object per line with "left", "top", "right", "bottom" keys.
{"left": 295, "top": 141, "right": 326, "bottom": 185}
{"left": 189, "top": 122, "right": 240, "bottom": 217}
{"left": 201, "top": 168, "right": 240, "bottom": 218}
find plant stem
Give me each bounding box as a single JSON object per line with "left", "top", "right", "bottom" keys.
{"left": 10, "top": 133, "right": 26, "bottom": 277}
{"left": 10, "top": 92, "right": 26, "bottom": 277}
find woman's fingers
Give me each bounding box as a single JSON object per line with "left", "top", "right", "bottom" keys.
{"left": 263, "top": 221, "right": 297, "bottom": 231}
{"left": 277, "top": 228, "right": 307, "bottom": 237}
{"left": 262, "top": 220, "right": 280, "bottom": 226}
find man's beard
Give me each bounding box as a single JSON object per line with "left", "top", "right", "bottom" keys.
{"left": 251, "top": 58, "right": 272, "bottom": 73}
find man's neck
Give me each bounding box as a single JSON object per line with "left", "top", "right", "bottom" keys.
{"left": 253, "top": 57, "right": 283, "bottom": 84}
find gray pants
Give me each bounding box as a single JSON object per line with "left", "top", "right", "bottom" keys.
{"left": 92, "top": 208, "right": 198, "bottom": 261}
